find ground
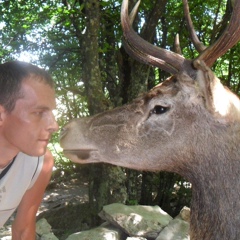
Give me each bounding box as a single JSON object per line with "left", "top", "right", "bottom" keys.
{"left": 0, "top": 171, "right": 99, "bottom": 240}
{"left": 37, "top": 173, "right": 99, "bottom": 239}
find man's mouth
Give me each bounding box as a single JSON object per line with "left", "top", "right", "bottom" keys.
{"left": 38, "top": 139, "right": 50, "bottom": 144}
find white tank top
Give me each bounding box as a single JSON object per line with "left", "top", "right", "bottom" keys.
{"left": 0, "top": 152, "right": 44, "bottom": 227}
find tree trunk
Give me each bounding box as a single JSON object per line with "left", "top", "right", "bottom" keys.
{"left": 82, "top": 0, "right": 107, "bottom": 115}
{"left": 82, "top": 0, "right": 127, "bottom": 219}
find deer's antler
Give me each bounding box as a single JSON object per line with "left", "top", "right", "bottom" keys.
{"left": 182, "top": 0, "right": 206, "bottom": 53}
{"left": 196, "top": 0, "right": 240, "bottom": 67}
{"left": 121, "top": 0, "right": 193, "bottom": 75}
{"left": 183, "top": 0, "right": 240, "bottom": 67}
{"left": 121, "top": 0, "right": 240, "bottom": 75}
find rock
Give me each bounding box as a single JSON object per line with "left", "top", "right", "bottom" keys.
{"left": 36, "top": 218, "right": 59, "bottom": 240}
{"left": 156, "top": 207, "right": 190, "bottom": 240}
{"left": 126, "top": 237, "right": 147, "bottom": 240}
{"left": 66, "top": 222, "right": 127, "bottom": 240}
{"left": 156, "top": 218, "right": 189, "bottom": 240}
{"left": 40, "top": 232, "right": 59, "bottom": 240}
{"left": 179, "top": 207, "right": 190, "bottom": 222}
{"left": 36, "top": 218, "right": 52, "bottom": 235}
{"left": 99, "top": 203, "right": 172, "bottom": 238}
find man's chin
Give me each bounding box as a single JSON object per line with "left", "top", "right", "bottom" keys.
{"left": 22, "top": 148, "right": 47, "bottom": 157}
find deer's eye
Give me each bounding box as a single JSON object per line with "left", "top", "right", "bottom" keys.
{"left": 151, "top": 105, "right": 169, "bottom": 115}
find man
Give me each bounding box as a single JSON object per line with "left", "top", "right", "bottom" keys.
{"left": 0, "top": 61, "right": 59, "bottom": 239}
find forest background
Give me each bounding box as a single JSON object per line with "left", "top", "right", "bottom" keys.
{"left": 1, "top": 0, "right": 240, "bottom": 225}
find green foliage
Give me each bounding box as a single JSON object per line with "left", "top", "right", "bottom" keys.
{"left": 127, "top": 199, "right": 139, "bottom": 205}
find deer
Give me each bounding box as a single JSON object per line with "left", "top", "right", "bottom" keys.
{"left": 60, "top": 0, "right": 240, "bottom": 239}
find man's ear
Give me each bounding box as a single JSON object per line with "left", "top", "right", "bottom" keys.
{"left": 0, "top": 105, "right": 7, "bottom": 125}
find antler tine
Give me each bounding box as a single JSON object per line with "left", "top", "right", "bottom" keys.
{"left": 174, "top": 34, "right": 183, "bottom": 55}
{"left": 128, "top": 0, "right": 141, "bottom": 25}
{"left": 195, "top": 0, "right": 240, "bottom": 67}
{"left": 183, "top": 0, "right": 206, "bottom": 53}
{"left": 121, "top": 0, "right": 191, "bottom": 75}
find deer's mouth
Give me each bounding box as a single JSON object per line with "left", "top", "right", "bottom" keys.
{"left": 63, "top": 149, "right": 100, "bottom": 164}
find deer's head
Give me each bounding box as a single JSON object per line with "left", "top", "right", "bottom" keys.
{"left": 60, "top": 2, "right": 240, "bottom": 237}
{"left": 60, "top": 0, "right": 240, "bottom": 175}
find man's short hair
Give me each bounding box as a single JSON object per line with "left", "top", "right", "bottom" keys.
{"left": 0, "top": 61, "right": 54, "bottom": 112}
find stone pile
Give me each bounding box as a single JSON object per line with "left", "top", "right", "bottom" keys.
{"left": 66, "top": 203, "right": 190, "bottom": 240}
{"left": 1, "top": 203, "right": 190, "bottom": 240}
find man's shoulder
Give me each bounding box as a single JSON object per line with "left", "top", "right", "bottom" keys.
{"left": 16, "top": 152, "right": 44, "bottom": 177}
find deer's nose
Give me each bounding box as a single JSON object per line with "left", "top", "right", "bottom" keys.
{"left": 59, "top": 127, "right": 68, "bottom": 139}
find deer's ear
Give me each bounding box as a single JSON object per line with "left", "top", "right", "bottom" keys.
{"left": 194, "top": 60, "right": 240, "bottom": 121}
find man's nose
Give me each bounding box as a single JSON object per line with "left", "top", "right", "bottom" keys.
{"left": 47, "top": 113, "right": 59, "bottom": 133}
{"left": 50, "top": 119, "right": 59, "bottom": 133}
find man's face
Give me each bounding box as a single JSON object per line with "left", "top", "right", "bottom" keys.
{"left": 0, "top": 77, "right": 59, "bottom": 156}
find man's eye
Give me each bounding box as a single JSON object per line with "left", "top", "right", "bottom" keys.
{"left": 150, "top": 105, "right": 169, "bottom": 115}
{"left": 34, "top": 111, "right": 44, "bottom": 116}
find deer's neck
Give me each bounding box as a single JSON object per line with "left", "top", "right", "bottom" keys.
{"left": 187, "top": 129, "right": 240, "bottom": 240}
